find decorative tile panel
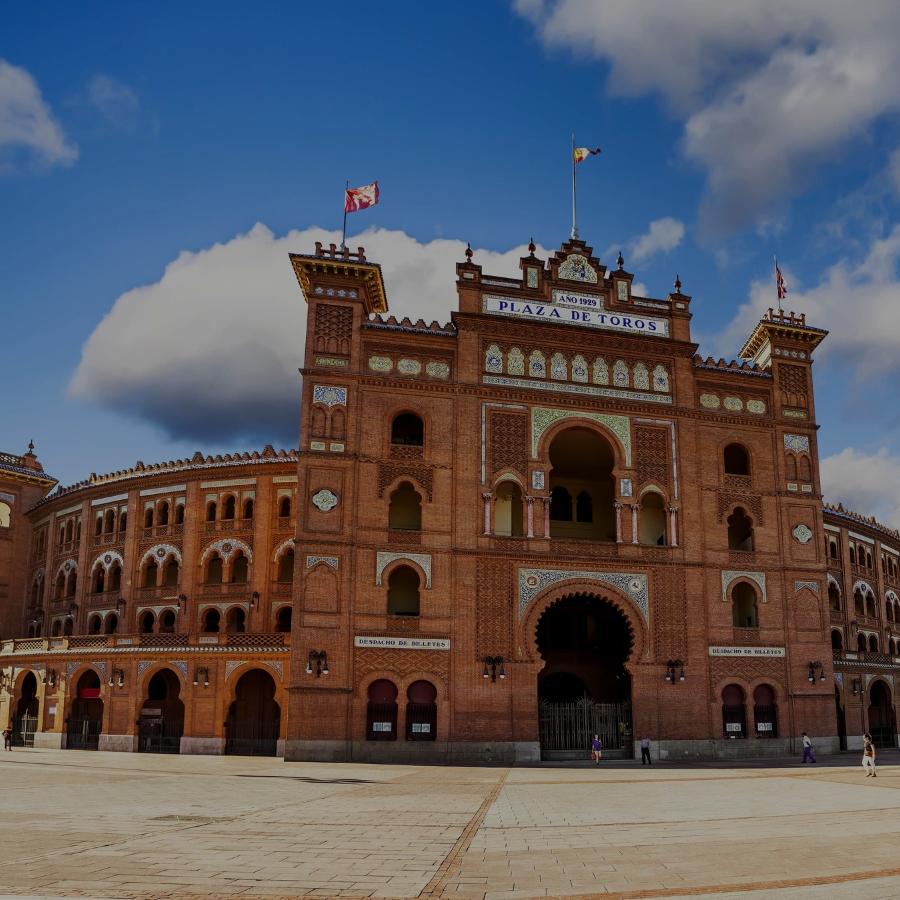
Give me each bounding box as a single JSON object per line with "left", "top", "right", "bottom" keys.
{"left": 526, "top": 267, "right": 539, "bottom": 288}
{"left": 558, "top": 254, "right": 598, "bottom": 283}
{"left": 306, "top": 555, "right": 339, "bottom": 570}
{"left": 484, "top": 375, "right": 672, "bottom": 406}
{"left": 792, "top": 523, "right": 814, "bottom": 544}
{"left": 507, "top": 348, "right": 525, "bottom": 376}
{"left": 724, "top": 396, "right": 744, "bottom": 411}
{"left": 225, "top": 660, "right": 246, "bottom": 680}
{"left": 784, "top": 434, "right": 810, "bottom": 453}
{"left": 652, "top": 365, "right": 669, "bottom": 393}
{"left": 168, "top": 660, "right": 188, "bottom": 680}
{"left": 518, "top": 568, "right": 649, "bottom": 621}
{"left": 551, "top": 352, "right": 568, "bottom": 380}
{"left": 613, "top": 360, "right": 629, "bottom": 387}
{"left": 376, "top": 551, "right": 432, "bottom": 588}
{"left": 312, "top": 385, "right": 347, "bottom": 407}
{"left": 528, "top": 350, "right": 546, "bottom": 378}
{"left": 700, "top": 393, "right": 720, "bottom": 409}
{"left": 721, "top": 570, "right": 767, "bottom": 604}
{"left": 200, "top": 538, "right": 252, "bottom": 563}
{"left": 794, "top": 580, "right": 819, "bottom": 593}
{"left": 94, "top": 550, "right": 125, "bottom": 572}
{"left": 263, "top": 661, "right": 284, "bottom": 679}
{"left": 531, "top": 407, "right": 631, "bottom": 465}
{"left": 632, "top": 363, "right": 649, "bottom": 390}
{"left": 140, "top": 543, "right": 183, "bottom": 566}
{"left": 425, "top": 361, "right": 450, "bottom": 379}
{"left": 311, "top": 489, "right": 338, "bottom": 512}
{"left": 398, "top": 359, "right": 422, "bottom": 375}
{"left": 571, "top": 355, "right": 588, "bottom": 383}
{"left": 368, "top": 356, "right": 393, "bottom": 373}
{"left": 593, "top": 358, "right": 609, "bottom": 385}
{"left": 620, "top": 478, "right": 633, "bottom": 497}
{"left": 746, "top": 399, "right": 767, "bottom": 414}
{"left": 531, "top": 471, "right": 545, "bottom": 490}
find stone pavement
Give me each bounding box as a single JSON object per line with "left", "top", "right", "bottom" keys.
{"left": 1, "top": 750, "right": 899, "bottom": 899}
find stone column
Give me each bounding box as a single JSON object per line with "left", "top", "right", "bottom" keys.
{"left": 668, "top": 505, "right": 679, "bottom": 548}
{"left": 543, "top": 495, "right": 551, "bottom": 538}
{"left": 631, "top": 504, "right": 639, "bottom": 545}
{"left": 526, "top": 496, "right": 535, "bottom": 538}
{"left": 482, "top": 493, "right": 492, "bottom": 536}
{"left": 614, "top": 502, "right": 623, "bottom": 544}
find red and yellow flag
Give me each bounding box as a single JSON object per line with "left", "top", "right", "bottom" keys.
{"left": 573, "top": 146, "right": 601, "bottom": 164}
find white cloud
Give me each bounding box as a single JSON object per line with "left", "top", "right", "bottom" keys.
{"left": 630, "top": 217, "right": 684, "bottom": 262}
{"left": 889, "top": 147, "right": 900, "bottom": 197}
{"left": 711, "top": 225, "right": 900, "bottom": 378}
{"left": 0, "top": 59, "right": 77, "bottom": 171}
{"left": 513, "top": 1, "right": 900, "bottom": 233}
{"left": 69, "top": 225, "right": 550, "bottom": 443}
{"left": 821, "top": 447, "right": 900, "bottom": 529}
{"left": 86, "top": 75, "right": 139, "bottom": 131}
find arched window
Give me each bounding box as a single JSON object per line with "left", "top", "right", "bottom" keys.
{"left": 311, "top": 406, "right": 327, "bottom": 437}
{"left": 88, "top": 615, "right": 102, "bottom": 635}
{"left": 849, "top": 545, "right": 856, "bottom": 565}
{"left": 174, "top": 504, "right": 184, "bottom": 525}
{"left": 366, "top": 679, "right": 398, "bottom": 741}
{"left": 158, "top": 501, "right": 170, "bottom": 526}
{"left": 159, "top": 610, "right": 176, "bottom": 633}
{"left": 94, "top": 515, "right": 103, "bottom": 536}
{"left": 494, "top": 481, "right": 524, "bottom": 537}
{"left": 869, "top": 634, "right": 879, "bottom": 653}
{"left": 230, "top": 553, "right": 249, "bottom": 584}
{"left": 140, "top": 611, "right": 155, "bottom": 633}
{"left": 242, "top": 498, "right": 254, "bottom": 520}
{"left": 829, "top": 539, "right": 838, "bottom": 559}
{"left": 387, "top": 566, "right": 420, "bottom": 616}
{"left": 723, "top": 443, "right": 750, "bottom": 476}
{"left": 785, "top": 454, "right": 798, "bottom": 481}
{"left": 639, "top": 492, "right": 667, "bottom": 546}
{"left": 798, "top": 456, "right": 812, "bottom": 482}
{"left": 65, "top": 521, "right": 73, "bottom": 543}
{"left": 143, "top": 559, "right": 158, "bottom": 588}
{"left": 144, "top": 507, "right": 154, "bottom": 529}
{"left": 549, "top": 486, "right": 573, "bottom": 521}
{"left": 226, "top": 607, "right": 246, "bottom": 633}
{"left": 163, "top": 558, "right": 179, "bottom": 587}
{"left": 202, "top": 608, "right": 220, "bottom": 633}
{"left": 277, "top": 548, "right": 294, "bottom": 583}
{"left": 722, "top": 684, "right": 746, "bottom": 738}
{"left": 118, "top": 511, "right": 127, "bottom": 532}
{"left": 854, "top": 588, "right": 865, "bottom": 615}
{"left": 753, "top": 684, "right": 778, "bottom": 738}
{"left": 388, "top": 481, "right": 422, "bottom": 530}
{"left": 575, "top": 490, "right": 593, "bottom": 524}
{"left": 831, "top": 629, "right": 843, "bottom": 650}
{"left": 727, "top": 507, "right": 754, "bottom": 551}
{"left": 206, "top": 501, "right": 217, "bottom": 522}
{"left": 866, "top": 592, "right": 877, "bottom": 617}
{"left": 66, "top": 570, "right": 77, "bottom": 597}
{"left": 63, "top": 617, "right": 74, "bottom": 636}
{"left": 390, "top": 412, "right": 424, "bottom": 446}
{"left": 828, "top": 584, "right": 841, "bottom": 611}
{"left": 104, "top": 509, "right": 115, "bottom": 533}
{"left": 0, "top": 501, "right": 11, "bottom": 529}
{"left": 109, "top": 562, "right": 122, "bottom": 592}
{"left": 206, "top": 555, "right": 224, "bottom": 584}
{"left": 104, "top": 613, "right": 118, "bottom": 635}
{"left": 866, "top": 550, "right": 873, "bottom": 570}
{"left": 857, "top": 632, "right": 867, "bottom": 652}
{"left": 51, "top": 619, "right": 62, "bottom": 637}
{"left": 92, "top": 566, "right": 105, "bottom": 594}
{"left": 275, "top": 606, "right": 292, "bottom": 633}
{"left": 732, "top": 582, "right": 758, "bottom": 628}
{"left": 406, "top": 680, "right": 437, "bottom": 741}
{"left": 58, "top": 525, "right": 65, "bottom": 546}
{"left": 278, "top": 496, "right": 291, "bottom": 518}
{"left": 223, "top": 495, "right": 236, "bottom": 520}
{"left": 55, "top": 572, "right": 65, "bottom": 599}
{"left": 331, "top": 408, "right": 346, "bottom": 440}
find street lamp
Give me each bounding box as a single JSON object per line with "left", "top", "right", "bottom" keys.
{"left": 306, "top": 650, "right": 329, "bottom": 677}
{"left": 665, "top": 660, "right": 686, "bottom": 683}
{"left": 481, "top": 656, "right": 506, "bottom": 682}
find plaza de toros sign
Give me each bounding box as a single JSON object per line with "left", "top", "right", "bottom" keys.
{"left": 482, "top": 289, "right": 670, "bottom": 337}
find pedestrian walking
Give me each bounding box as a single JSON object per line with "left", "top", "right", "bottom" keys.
{"left": 590, "top": 733, "right": 602, "bottom": 765}
{"left": 801, "top": 732, "right": 816, "bottom": 764}
{"left": 640, "top": 735, "right": 652, "bottom": 765}
{"left": 2, "top": 726, "right": 12, "bottom": 751}
{"left": 862, "top": 732, "right": 877, "bottom": 777}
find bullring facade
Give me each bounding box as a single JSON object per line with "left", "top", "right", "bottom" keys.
{"left": 0, "top": 237, "right": 897, "bottom": 761}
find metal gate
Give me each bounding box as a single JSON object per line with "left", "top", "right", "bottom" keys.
{"left": 539, "top": 696, "right": 632, "bottom": 759}
{"left": 225, "top": 717, "right": 279, "bottom": 757}
{"left": 66, "top": 717, "right": 101, "bottom": 750}
{"left": 13, "top": 714, "right": 38, "bottom": 747}
{"left": 137, "top": 716, "right": 182, "bottom": 754}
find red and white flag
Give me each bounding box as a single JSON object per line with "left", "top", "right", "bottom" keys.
{"left": 344, "top": 181, "right": 380, "bottom": 213}
{"left": 776, "top": 262, "right": 787, "bottom": 301}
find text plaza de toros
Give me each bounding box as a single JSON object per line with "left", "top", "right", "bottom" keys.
{"left": 1, "top": 237, "right": 898, "bottom": 762}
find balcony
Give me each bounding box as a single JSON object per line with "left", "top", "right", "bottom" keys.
{"left": 142, "top": 523, "right": 184, "bottom": 540}
{"left": 204, "top": 519, "right": 253, "bottom": 535}
{"left": 829, "top": 608, "right": 844, "bottom": 625}
{"left": 196, "top": 582, "right": 253, "bottom": 598}
{"left": 275, "top": 516, "right": 294, "bottom": 532}
{"left": 91, "top": 532, "right": 125, "bottom": 548}
{"left": 134, "top": 586, "right": 181, "bottom": 602}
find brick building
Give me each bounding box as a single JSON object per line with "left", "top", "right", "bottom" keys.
{"left": 1, "top": 237, "right": 896, "bottom": 761}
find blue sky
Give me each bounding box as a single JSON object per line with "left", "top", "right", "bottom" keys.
{"left": 3, "top": 2, "right": 900, "bottom": 525}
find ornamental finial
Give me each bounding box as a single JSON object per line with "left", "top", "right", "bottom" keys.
{"left": 465, "top": 242, "right": 473, "bottom": 261}
{"left": 528, "top": 237, "right": 536, "bottom": 256}
{"left": 617, "top": 251, "right": 624, "bottom": 270}
{"left": 674, "top": 274, "right": 682, "bottom": 292}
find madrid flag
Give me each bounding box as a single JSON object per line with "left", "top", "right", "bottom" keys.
{"left": 345, "top": 181, "right": 380, "bottom": 213}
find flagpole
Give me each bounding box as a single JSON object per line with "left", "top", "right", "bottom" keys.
{"left": 571, "top": 133, "right": 578, "bottom": 240}
{"left": 774, "top": 254, "right": 782, "bottom": 313}
{"left": 341, "top": 180, "right": 349, "bottom": 250}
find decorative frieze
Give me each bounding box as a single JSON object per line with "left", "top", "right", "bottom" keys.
{"left": 721, "top": 570, "right": 767, "bottom": 603}
{"left": 531, "top": 407, "right": 632, "bottom": 464}
{"left": 312, "top": 385, "right": 347, "bottom": 407}
{"left": 375, "top": 551, "right": 432, "bottom": 588}
{"left": 518, "top": 567, "right": 648, "bottom": 621}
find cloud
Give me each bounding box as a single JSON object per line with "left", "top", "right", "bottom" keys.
{"left": 513, "top": 2, "right": 900, "bottom": 234}
{"left": 69, "top": 225, "right": 551, "bottom": 443}
{"left": 821, "top": 447, "right": 900, "bottom": 529}
{"left": 0, "top": 59, "right": 77, "bottom": 171}
{"left": 86, "top": 75, "right": 139, "bottom": 131}
{"left": 630, "top": 217, "right": 684, "bottom": 262}
{"left": 889, "top": 148, "right": 900, "bottom": 197}
{"left": 710, "top": 225, "right": 900, "bottom": 378}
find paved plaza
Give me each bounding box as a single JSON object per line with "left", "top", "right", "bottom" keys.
{"left": 1, "top": 751, "right": 899, "bottom": 900}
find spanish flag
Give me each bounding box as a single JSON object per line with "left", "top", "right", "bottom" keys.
{"left": 573, "top": 146, "right": 602, "bottom": 164}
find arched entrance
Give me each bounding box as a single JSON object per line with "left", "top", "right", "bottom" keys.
{"left": 66, "top": 670, "right": 103, "bottom": 750}
{"left": 138, "top": 669, "right": 185, "bottom": 753}
{"left": 868, "top": 681, "right": 896, "bottom": 748}
{"left": 225, "top": 669, "right": 281, "bottom": 756}
{"left": 536, "top": 594, "right": 633, "bottom": 759}
{"left": 13, "top": 672, "right": 39, "bottom": 747}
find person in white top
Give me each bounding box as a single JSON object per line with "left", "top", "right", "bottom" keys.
{"left": 800, "top": 732, "right": 815, "bottom": 764}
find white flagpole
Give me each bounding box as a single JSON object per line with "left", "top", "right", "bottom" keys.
{"left": 571, "top": 134, "right": 578, "bottom": 240}
{"left": 341, "top": 180, "right": 349, "bottom": 250}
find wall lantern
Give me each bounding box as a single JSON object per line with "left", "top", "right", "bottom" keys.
{"left": 306, "top": 650, "right": 329, "bottom": 677}
{"left": 193, "top": 666, "right": 210, "bottom": 688}
{"left": 665, "top": 659, "right": 685, "bottom": 683}
{"left": 481, "top": 656, "right": 506, "bottom": 682}
{"left": 807, "top": 661, "right": 825, "bottom": 683}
